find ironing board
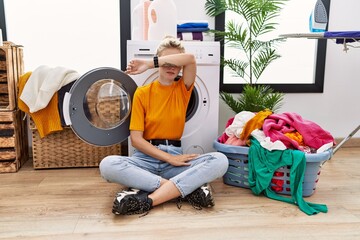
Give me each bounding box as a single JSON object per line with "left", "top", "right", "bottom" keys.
{"left": 280, "top": 31, "right": 360, "bottom": 52}
{"left": 280, "top": 31, "right": 360, "bottom": 153}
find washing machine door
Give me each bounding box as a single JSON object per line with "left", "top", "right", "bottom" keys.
{"left": 62, "top": 67, "right": 137, "bottom": 146}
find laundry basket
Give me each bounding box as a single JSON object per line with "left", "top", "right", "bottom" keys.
{"left": 214, "top": 140, "right": 332, "bottom": 197}
{"left": 29, "top": 90, "right": 123, "bottom": 169}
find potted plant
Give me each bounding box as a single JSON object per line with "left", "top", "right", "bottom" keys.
{"left": 205, "top": 0, "right": 287, "bottom": 113}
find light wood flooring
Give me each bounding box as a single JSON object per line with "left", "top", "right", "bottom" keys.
{"left": 1, "top": 147, "right": 360, "bottom": 240}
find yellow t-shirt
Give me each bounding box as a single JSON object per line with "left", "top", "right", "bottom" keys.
{"left": 130, "top": 79, "right": 194, "bottom": 140}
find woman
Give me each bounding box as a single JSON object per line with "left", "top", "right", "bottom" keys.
{"left": 99, "top": 36, "right": 228, "bottom": 216}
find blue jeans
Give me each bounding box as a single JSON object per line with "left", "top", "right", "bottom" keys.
{"left": 99, "top": 144, "right": 229, "bottom": 197}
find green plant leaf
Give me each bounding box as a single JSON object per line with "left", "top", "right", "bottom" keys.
{"left": 206, "top": 0, "right": 288, "bottom": 113}
{"left": 220, "top": 84, "right": 284, "bottom": 113}
{"left": 223, "top": 58, "right": 249, "bottom": 80}
{"left": 252, "top": 48, "right": 281, "bottom": 79}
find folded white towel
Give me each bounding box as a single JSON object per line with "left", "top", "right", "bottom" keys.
{"left": 20, "top": 65, "right": 80, "bottom": 113}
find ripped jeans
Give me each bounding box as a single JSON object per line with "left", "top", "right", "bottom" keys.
{"left": 99, "top": 144, "right": 228, "bottom": 197}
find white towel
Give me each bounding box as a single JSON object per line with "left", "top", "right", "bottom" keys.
{"left": 251, "top": 129, "right": 287, "bottom": 151}
{"left": 225, "top": 111, "right": 255, "bottom": 138}
{"left": 20, "top": 65, "right": 80, "bottom": 113}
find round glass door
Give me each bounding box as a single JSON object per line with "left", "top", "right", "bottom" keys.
{"left": 66, "top": 67, "right": 137, "bottom": 146}
{"left": 84, "top": 79, "right": 130, "bottom": 130}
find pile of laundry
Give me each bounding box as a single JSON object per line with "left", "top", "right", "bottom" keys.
{"left": 218, "top": 109, "right": 335, "bottom": 154}
{"left": 177, "top": 21, "right": 213, "bottom": 41}
{"left": 217, "top": 109, "right": 335, "bottom": 215}
{"left": 18, "top": 65, "right": 79, "bottom": 138}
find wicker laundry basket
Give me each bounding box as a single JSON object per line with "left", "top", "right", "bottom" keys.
{"left": 214, "top": 140, "right": 332, "bottom": 197}
{"left": 28, "top": 72, "right": 129, "bottom": 169}
{"left": 31, "top": 125, "right": 121, "bottom": 169}
{"left": 30, "top": 91, "right": 123, "bottom": 169}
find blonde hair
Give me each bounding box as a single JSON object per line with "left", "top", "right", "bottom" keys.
{"left": 156, "top": 36, "right": 185, "bottom": 56}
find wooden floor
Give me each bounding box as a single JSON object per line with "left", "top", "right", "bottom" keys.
{"left": 1, "top": 147, "right": 360, "bottom": 240}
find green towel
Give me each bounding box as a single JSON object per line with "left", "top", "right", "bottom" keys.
{"left": 248, "top": 138, "right": 328, "bottom": 215}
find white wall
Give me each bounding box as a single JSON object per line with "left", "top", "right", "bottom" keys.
{"left": 4, "top": 0, "right": 120, "bottom": 75}
{"left": 4, "top": 0, "right": 360, "bottom": 139}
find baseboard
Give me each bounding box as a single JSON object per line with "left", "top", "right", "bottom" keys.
{"left": 335, "top": 137, "right": 360, "bottom": 148}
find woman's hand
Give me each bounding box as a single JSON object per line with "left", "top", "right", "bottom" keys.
{"left": 130, "top": 131, "right": 199, "bottom": 167}
{"left": 125, "top": 59, "right": 151, "bottom": 75}
{"left": 166, "top": 154, "right": 199, "bottom": 167}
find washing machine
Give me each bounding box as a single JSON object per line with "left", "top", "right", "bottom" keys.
{"left": 61, "top": 41, "right": 220, "bottom": 155}
{"left": 127, "top": 40, "right": 220, "bottom": 154}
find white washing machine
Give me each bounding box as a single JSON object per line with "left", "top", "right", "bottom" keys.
{"left": 127, "top": 40, "right": 220, "bottom": 154}
{"left": 61, "top": 41, "right": 220, "bottom": 155}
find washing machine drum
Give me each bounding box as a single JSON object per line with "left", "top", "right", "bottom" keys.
{"left": 63, "top": 67, "right": 137, "bottom": 146}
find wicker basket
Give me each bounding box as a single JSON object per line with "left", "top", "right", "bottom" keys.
{"left": 214, "top": 140, "right": 332, "bottom": 197}
{"left": 29, "top": 79, "right": 126, "bottom": 169}
{"left": 30, "top": 121, "right": 121, "bottom": 169}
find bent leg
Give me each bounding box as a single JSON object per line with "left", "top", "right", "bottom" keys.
{"left": 99, "top": 155, "right": 162, "bottom": 193}
{"left": 149, "top": 179, "right": 181, "bottom": 206}
{"left": 164, "top": 152, "right": 229, "bottom": 197}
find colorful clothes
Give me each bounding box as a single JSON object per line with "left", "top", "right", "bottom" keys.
{"left": 248, "top": 138, "right": 328, "bottom": 215}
